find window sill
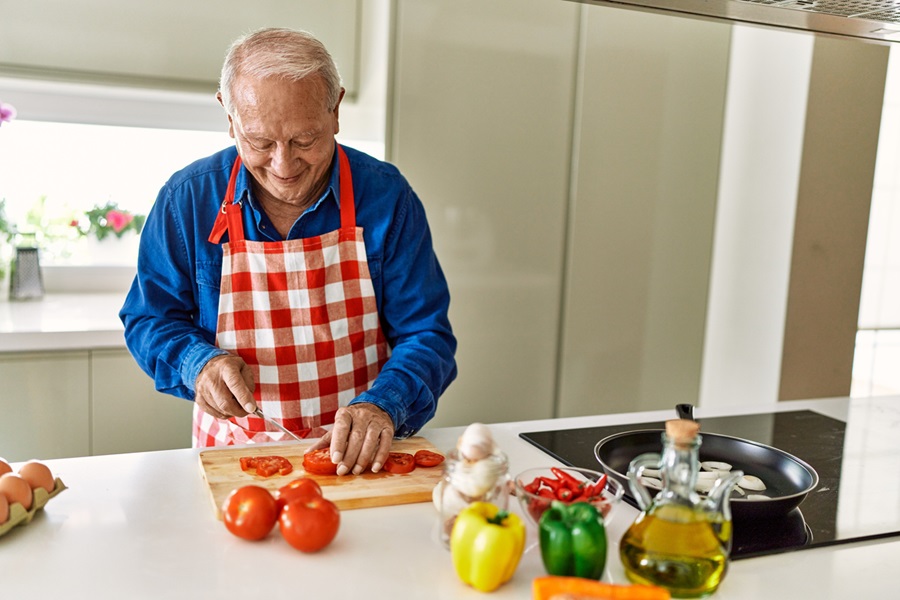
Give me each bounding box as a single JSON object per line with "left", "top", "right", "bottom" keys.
{"left": 42, "top": 264, "right": 135, "bottom": 294}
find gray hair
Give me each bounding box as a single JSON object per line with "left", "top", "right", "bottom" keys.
{"left": 219, "top": 27, "right": 342, "bottom": 114}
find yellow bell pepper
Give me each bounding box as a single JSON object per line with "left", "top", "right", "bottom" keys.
{"left": 450, "top": 501, "right": 526, "bottom": 592}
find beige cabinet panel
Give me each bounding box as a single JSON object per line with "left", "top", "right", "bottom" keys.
{"left": 0, "top": 0, "right": 360, "bottom": 94}
{"left": 0, "top": 352, "right": 90, "bottom": 461}
{"left": 91, "top": 349, "right": 193, "bottom": 455}
{"left": 392, "top": 0, "right": 579, "bottom": 426}
{"left": 558, "top": 8, "right": 732, "bottom": 417}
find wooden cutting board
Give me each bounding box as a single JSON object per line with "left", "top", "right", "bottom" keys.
{"left": 199, "top": 437, "right": 445, "bottom": 518}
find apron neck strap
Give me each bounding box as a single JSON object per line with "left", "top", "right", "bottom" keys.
{"left": 208, "top": 156, "right": 244, "bottom": 244}
{"left": 208, "top": 145, "right": 355, "bottom": 245}
{"left": 337, "top": 145, "right": 355, "bottom": 230}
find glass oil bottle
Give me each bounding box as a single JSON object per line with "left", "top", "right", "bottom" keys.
{"left": 619, "top": 419, "right": 742, "bottom": 598}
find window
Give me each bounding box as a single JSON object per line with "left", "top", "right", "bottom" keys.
{"left": 852, "top": 46, "right": 900, "bottom": 398}
{"left": 0, "top": 119, "right": 231, "bottom": 265}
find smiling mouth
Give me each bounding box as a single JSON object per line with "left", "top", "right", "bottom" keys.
{"left": 273, "top": 173, "right": 301, "bottom": 184}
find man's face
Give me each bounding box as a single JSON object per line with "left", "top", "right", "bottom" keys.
{"left": 224, "top": 75, "right": 343, "bottom": 209}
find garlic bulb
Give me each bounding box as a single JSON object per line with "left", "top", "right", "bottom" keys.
{"left": 453, "top": 458, "right": 501, "bottom": 498}
{"left": 457, "top": 422, "right": 495, "bottom": 462}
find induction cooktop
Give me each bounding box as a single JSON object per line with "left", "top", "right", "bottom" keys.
{"left": 520, "top": 410, "right": 900, "bottom": 559}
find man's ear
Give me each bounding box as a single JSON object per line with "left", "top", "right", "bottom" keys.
{"left": 332, "top": 87, "right": 346, "bottom": 135}
{"left": 217, "top": 92, "right": 236, "bottom": 139}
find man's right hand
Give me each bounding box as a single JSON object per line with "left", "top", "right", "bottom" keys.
{"left": 194, "top": 354, "right": 257, "bottom": 419}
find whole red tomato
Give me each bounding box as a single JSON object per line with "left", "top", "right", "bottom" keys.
{"left": 278, "top": 496, "right": 341, "bottom": 553}
{"left": 222, "top": 485, "right": 278, "bottom": 541}
{"left": 276, "top": 477, "right": 323, "bottom": 513}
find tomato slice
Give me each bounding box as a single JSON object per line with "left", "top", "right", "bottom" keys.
{"left": 383, "top": 452, "right": 416, "bottom": 474}
{"left": 303, "top": 448, "right": 338, "bottom": 475}
{"left": 239, "top": 455, "right": 293, "bottom": 477}
{"left": 414, "top": 449, "right": 445, "bottom": 468}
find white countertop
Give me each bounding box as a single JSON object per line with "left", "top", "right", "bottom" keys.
{"left": 0, "top": 293, "right": 127, "bottom": 352}
{"left": 1, "top": 396, "right": 898, "bottom": 599}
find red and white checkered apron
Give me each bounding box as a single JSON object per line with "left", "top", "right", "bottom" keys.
{"left": 193, "top": 146, "right": 390, "bottom": 447}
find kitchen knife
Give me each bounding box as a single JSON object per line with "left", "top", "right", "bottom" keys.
{"left": 253, "top": 408, "right": 305, "bottom": 443}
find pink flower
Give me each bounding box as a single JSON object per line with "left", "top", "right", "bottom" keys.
{"left": 0, "top": 102, "right": 16, "bottom": 126}
{"left": 105, "top": 209, "right": 134, "bottom": 233}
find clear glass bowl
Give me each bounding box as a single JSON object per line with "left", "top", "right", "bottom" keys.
{"left": 513, "top": 466, "right": 624, "bottom": 529}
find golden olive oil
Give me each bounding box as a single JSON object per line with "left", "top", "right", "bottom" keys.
{"left": 619, "top": 504, "right": 731, "bottom": 598}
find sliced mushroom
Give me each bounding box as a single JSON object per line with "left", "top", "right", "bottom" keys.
{"left": 739, "top": 475, "right": 767, "bottom": 491}
{"left": 700, "top": 461, "right": 732, "bottom": 472}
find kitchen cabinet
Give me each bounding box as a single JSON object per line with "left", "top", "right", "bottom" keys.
{"left": 390, "top": 1, "right": 886, "bottom": 423}
{"left": 0, "top": 348, "right": 192, "bottom": 461}
{"left": 391, "top": 0, "right": 580, "bottom": 426}
{"left": 0, "top": 0, "right": 360, "bottom": 95}
{"left": 90, "top": 349, "right": 193, "bottom": 456}
{"left": 557, "top": 8, "right": 731, "bottom": 416}
{"left": 391, "top": 0, "right": 732, "bottom": 422}
{"left": 0, "top": 351, "right": 90, "bottom": 461}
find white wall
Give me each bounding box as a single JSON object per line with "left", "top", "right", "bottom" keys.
{"left": 700, "top": 26, "right": 814, "bottom": 409}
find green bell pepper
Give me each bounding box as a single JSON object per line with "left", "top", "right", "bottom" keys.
{"left": 538, "top": 500, "right": 607, "bottom": 580}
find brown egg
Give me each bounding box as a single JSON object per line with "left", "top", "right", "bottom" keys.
{"left": 0, "top": 473, "right": 33, "bottom": 510}
{"left": 0, "top": 493, "right": 8, "bottom": 525}
{"left": 19, "top": 461, "right": 55, "bottom": 494}
{"left": 0, "top": 458, "right": 11, "bottom": 477}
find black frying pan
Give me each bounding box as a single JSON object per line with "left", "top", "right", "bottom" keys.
{"left": 593, "top": 404, "right": 819, "bottom": 521}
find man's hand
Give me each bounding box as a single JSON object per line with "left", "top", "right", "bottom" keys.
{"left": 194, "top": 354, "right": 256, "bottom": 419}
{"left": 306, "top": 403, "right": 394, "bottom": 475}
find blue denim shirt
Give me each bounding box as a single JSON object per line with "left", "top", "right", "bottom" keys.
{"left": 120, "top": 144, "right": 457, "bottom": 438}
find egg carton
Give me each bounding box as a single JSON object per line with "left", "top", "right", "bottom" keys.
{"left": 0, "top": 477, "right": 67, "bottom": 538}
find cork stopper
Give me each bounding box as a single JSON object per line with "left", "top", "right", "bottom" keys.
{"left": 665, "top": 419, "right": 701, "bottom": 448}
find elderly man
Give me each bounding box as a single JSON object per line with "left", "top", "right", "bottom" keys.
{"left": 120, "top": 27, "right": 457, "bottom": 476}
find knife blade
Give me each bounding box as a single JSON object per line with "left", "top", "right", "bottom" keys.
{"left": 253, "top": 408, "right": 305, "bottom": 443}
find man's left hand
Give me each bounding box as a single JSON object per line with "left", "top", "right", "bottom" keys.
{"left": 306, "top": 403, "right": 394, "bottom": 475}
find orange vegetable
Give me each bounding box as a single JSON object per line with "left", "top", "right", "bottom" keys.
{"left": 532, "top": 576, "right": 670, "bottom": 600}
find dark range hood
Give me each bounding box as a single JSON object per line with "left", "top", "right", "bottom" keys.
{"left": 569, "top": 0, "right": 900, "bottom": 44}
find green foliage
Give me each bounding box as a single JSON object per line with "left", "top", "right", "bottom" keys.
{"left": 0, "top": 198, "right": 13, "bottom": 244}
{"left": 72, "top": 202, "right": 146, "bottom": 241}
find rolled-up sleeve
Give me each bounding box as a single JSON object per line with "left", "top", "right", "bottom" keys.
{"left": 120, "top": 179, "right": 226, "bottom": 400}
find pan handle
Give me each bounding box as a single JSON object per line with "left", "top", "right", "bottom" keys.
{"left": 675, "top": 403, "right": 695, "bottom": 421}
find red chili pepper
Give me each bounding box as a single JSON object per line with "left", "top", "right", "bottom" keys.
{"left": 524, "top": 477, "right": 543, "bottom": 495}
{"left": 583, "top": 474, "right": 608, "bottom": 499}
{"left": 551, "top": 467, "right": 583, "bottom": 491}
{"left": 568, "top": 484, "right": 585, "bottom": 501}
{"left": 539, "top": 476, "right": 563, "bottom": 492}
{"left": 537, "top": 487, "right": 556, "bottom": 499}
{"left": 556, "top": 487, "right": 575, "bottom": 501}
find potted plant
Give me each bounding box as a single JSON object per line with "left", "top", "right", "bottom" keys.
{"left": 71, "top": 202, "right": 146, "bottom": 241}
